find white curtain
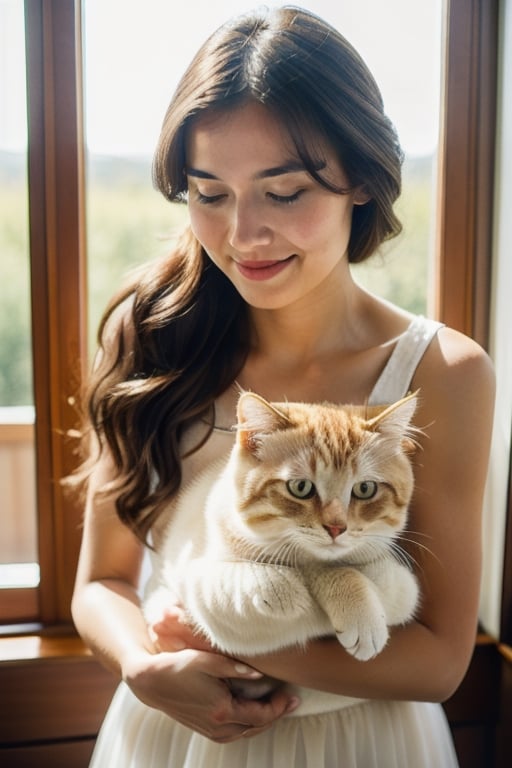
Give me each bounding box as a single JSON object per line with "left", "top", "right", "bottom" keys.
{"left": 479, "top": 0, "right": 512, "bottom": 639}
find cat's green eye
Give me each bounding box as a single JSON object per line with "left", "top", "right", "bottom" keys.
{"left": 352, "top": 480, "right": 378, "bottom": 500}
{"left": 286, "top": 479, "right": 316, "bottom": 499}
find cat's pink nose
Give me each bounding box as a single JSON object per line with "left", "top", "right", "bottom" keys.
{"left": 323, "top": 524, "right": 346, "bottom": 540}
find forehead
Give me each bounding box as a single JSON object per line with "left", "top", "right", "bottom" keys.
{"left": 185, "top": 101, "right": 331, "bottom": 170}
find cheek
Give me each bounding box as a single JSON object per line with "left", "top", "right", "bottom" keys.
{"left": 293, "top": 198, "right": 354, "bottom": 248}
{"left": 188, "top": 207, "right": 221, "bottom": 249}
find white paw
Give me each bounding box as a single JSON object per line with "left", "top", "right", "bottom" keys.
{"left": 250, "top": 568, "right": 310, "bottom": 617}
{"left": 336, "top": 617, "right": 389, "bottom": 661}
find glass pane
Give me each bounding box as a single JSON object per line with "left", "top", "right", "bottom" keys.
{"left": 84, "top": 0, "right": 442, "bottom": 347}
{"left": 83, "top": 1, "right": 188, "bottom": 356}
{"left": 345, "top": 0, "right": 442, "bottom": 314}
{"left": 0, "top": 0, "right": 39, "bottom": 593}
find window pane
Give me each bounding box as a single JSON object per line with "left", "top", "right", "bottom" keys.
{"left": 84, "top": 0, "right": 442, "bottom": 346}
{"left": 0, "top": 0, "right": 39, "bottom": 597}
{"left": 83, "top": 1, "right": 187, "bottom": 356}
{"left": 337, "top": 0, "right": 442, "bottom": 313}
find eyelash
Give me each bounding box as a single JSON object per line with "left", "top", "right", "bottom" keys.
{"left": 195, "top": 192, "right": 225, "bottom": 205}
{"left": 194, "top": 190, "right": 305, "bottom": 206}
{"left": 268, "top": 191, "right": 304, "bottom": 205}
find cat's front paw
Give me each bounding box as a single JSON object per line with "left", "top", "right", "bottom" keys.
{"left": 249, "top": 565, "right": 312, "bottom": 618}
{"left": 336, "top": 614, "right": 389, "bottom": 661}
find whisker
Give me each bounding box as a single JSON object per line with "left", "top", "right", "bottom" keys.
{"left": 239, "top": 536, "right": 302, "bottom": 568}
{"left": 387, "top": 541, "right": 416, "bottom": 569}
{"left": 399, "top": 530, "right": 437, "bottom": 560}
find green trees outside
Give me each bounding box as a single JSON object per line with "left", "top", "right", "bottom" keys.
{"left": 0, "top": 156, "right": 32, "bottom": 407}
{"left": 0, "top": 152, "right": 432, "bottom": 407}
{"left": 351, "top": 154, "right": 432, "bottom": 315}
{"left": 86, "top": 155, "right": 187, "bottom": 358}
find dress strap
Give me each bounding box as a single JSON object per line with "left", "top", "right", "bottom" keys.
{"left": 368, "top": 315, "right": 444, "bottom": 405}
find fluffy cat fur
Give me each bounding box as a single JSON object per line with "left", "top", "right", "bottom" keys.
{"left": 145, "top": 392, "right": 420, "bottom": 669}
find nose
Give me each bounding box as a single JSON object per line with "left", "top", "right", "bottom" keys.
{"left": 322, "top": 500, "right": 347, "bottom": 540}
{"left": 323, "top": 523, "right": 347, "bottom": 540}
{"left": 228, "top": 198, "right": 273, "bottom": 251}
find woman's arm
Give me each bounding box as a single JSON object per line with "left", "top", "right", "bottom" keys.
{"left": 240, "top": 328, "right": 495, "bottom": 701}
{"left": 71, "top": 306, "right": 298, "bottom": 742}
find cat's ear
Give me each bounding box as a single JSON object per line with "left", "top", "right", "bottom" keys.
{"left": 236, "top": 393, "right": 289, "bottom": 453}
{"left": 367, "top": 391, "right": 419, "bottom": 451}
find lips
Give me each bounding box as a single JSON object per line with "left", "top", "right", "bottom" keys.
{"left": 235, "top": 255, "right": 296, "bottom": 281}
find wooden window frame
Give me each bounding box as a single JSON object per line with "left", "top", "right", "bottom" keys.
{"left": 435, "top": 0, "right": 498, "bottom": 345}
{"left": 6, "top": 0, "right": 88, "bottom": 628}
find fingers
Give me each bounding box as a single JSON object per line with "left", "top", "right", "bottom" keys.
{"left": 228, "top": 694, "right": 301, "bottom": 741}
{"left": 229, "top": 662, "right": 265, "bottom": 681}
{"left": 151, "top": 607, "right": 212, "bottom": 652}
{"left": 150, "top": 606, "right": 188, "bottom": 651}
{"left": 231, "top": 686, "right": 301, "bottom": 727}
{"left": 207, "top": 693, "right": 301, "bottom": 744}
{"left": 198, "top": 652, "right": 301, "bottom": 719}
{"left": 139, "top": 647, "right": 301, "bottom": 743}
{"left": 189, "top": 652, "right": 300, "bottom": 742}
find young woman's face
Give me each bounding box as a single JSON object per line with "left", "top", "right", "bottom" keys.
{"left": 186, "top": 101, "right": 362, "bottom": 310}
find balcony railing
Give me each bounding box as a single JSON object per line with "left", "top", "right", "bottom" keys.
{"left": 0, "top": 407, "right": 38, "bottom": 588}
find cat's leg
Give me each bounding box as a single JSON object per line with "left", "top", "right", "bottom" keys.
{"left": 183, "top": 559, "right": 317, "bottom": 653}
{"left": 305, "top": 566, "right": 390, "bottom": 661}
{"left": 186, "top": 559, "right": 313, "bottom": 619}
{"left": 358, "top": 559, "right": 419, "bottom": 625}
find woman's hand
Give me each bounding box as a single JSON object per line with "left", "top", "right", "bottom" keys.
{"left": 148, "top": 602, "right": 294, "bottom": 719}
{"left": 122, "top": 646, "right": 300, "bottom": 743}
{"left": 149, "top": 603, "right": 211, "bottom": 652}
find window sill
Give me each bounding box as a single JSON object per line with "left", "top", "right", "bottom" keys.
{"left": 0, "top": 628, "right": 91, "bottom": 663}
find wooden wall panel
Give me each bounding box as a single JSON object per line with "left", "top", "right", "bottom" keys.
{"left": 0, "top": 739, "right": 95, "bottom": 768}
{"left": 0, "top": 656, "right": 117, "bottom": 745}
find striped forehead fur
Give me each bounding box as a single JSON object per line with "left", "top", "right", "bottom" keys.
{"left": 237, "top": 392, "right": 418, "bottom": 458}
{"left": 237, "top": 397, "right": 409, "bottom": 470}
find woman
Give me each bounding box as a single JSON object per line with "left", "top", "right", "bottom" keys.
{"left": 72, "top": 6, "right": 495, "bottom": 766}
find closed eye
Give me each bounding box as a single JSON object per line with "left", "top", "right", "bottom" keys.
{"left": 267, "top": 190, "right": 305, "bottom": 205}
{"left": 192, "top": 189, "right": 305, "bottom": 206}
{"left": 195, "top": 192, "right": 226, "bottom": 205}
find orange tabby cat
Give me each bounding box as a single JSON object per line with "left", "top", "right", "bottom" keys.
{"left": 145, "top": 392, "right": 420, "bottom": 671}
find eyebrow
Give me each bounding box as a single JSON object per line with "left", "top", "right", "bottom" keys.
{"left": 186, "top": 160, "right": 326, "bottom": 181}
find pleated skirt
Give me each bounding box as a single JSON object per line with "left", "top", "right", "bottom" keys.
{"left": 89, "top": 682, "right": 459, "bottom": 767}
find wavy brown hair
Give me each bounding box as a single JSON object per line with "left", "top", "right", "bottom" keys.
{"left": 81, "top": 6, "right": 404, "bottom": 542}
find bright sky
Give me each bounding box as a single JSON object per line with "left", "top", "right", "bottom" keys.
{"left": 1, "top": 0, "right": 442, "bottom": 157}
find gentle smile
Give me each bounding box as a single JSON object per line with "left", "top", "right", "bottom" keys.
{"left": 235, "top": 255, "right": 296, "bottom": 281}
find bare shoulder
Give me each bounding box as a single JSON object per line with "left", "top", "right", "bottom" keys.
{"left": 413, "top": 325, "right": 495, "bottom": 410}
{"left": 410, "top": 325, "right": 495, "bottom": 499}
{"left": 434, "top": 325, "right": 493, "bottom": 372}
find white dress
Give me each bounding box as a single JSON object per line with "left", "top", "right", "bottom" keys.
{"left": 90, "top": 315, "right": 460, "bottom": 768}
